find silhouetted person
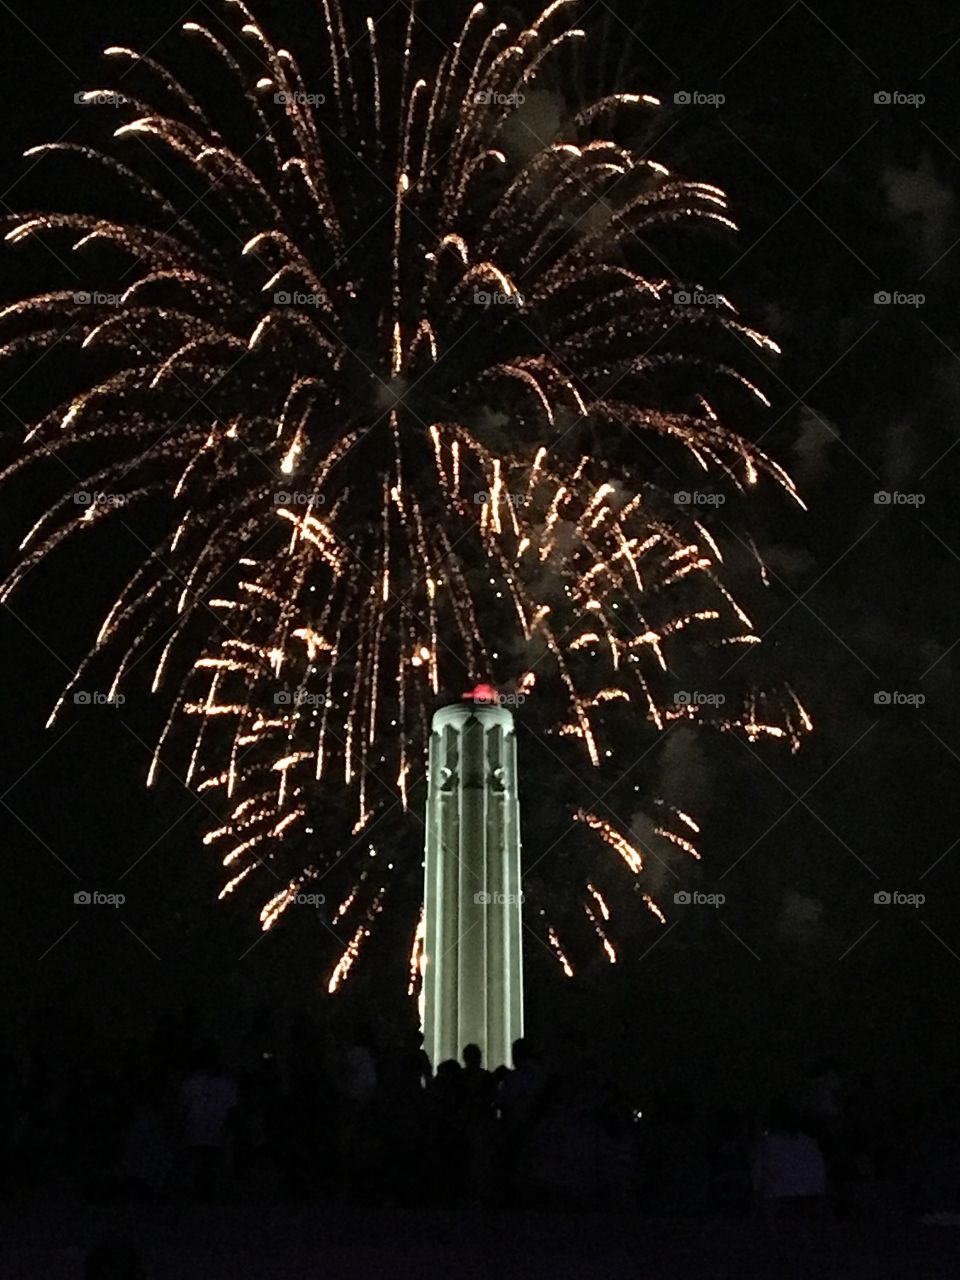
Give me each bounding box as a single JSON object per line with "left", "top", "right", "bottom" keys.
{"left": 463, "top": 1044, "right": 482, "bottom": 1069}
{"left": 803, "top": 1055, "right": 845, "bottom": 1143}
{"left": 376, "top": 1028, "right": 430, "bottom": 1207}
{"left": 524, "top": 1075, "right": 613, "bottom": 1207}
{"left": 635, "top": 1083, "right": 709, "bottom": 1214}
{"left": 495, "top": 1040, "right": 546, "bottom": 1205}
{"left": 173, "top": 1040, "right": 237, "bottom": 1201}
{"left": 283, "top": 1012, "right": 331, "bottom": 1201}
{"left": 912, "top": 1085, "right": 960, "bottom": 1222}
{"left": 429, "top": 1059, "right": 463, "bottom": 1108}
{"left": 753, "top": 1096, "right": 827, "bottom": 1219}
{"left": 461, "top": 1044, "right": 493, "bottom": 1106}
{"left": 499, "top": 1038, "right": 545, "bottom": 1127}
{"left": 391, "top": 1029, "right": 432, "bottom": 1098}
{"left": 426, "top": 1060, "right": 467, "bottom": 1205}
{"left": 707, "top": 1107, "right": 752, "bottom": 1217}
{"left": 121, "top": 1079, "right": 172, "bottom": 1202}
{"left": 339, "top": 1024, "right": 382, "bottom": 1203}
{"left": 342, "top": 1024, "right": 378, "bottom": 1104}
{"left": 459, "top": 1044, "right": 495, "bottom": 1201}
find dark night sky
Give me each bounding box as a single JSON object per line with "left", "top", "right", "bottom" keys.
{"left": 0, "top": 0, "right": 958, "bottom": 1104}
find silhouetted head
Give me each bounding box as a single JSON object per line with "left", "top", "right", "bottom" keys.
{"left": 462, "top": 1043, "right": 482, "bottom": 1069}
{"left": 512, "top": 1037, "right": 531, "bottom": 1067}
{"left": 437, "top": 1058, "right": 461, "bottom": 1078}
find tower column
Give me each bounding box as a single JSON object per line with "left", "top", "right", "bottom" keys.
{"left": 422, "top": 698, "right": 523, "bottom": 1070}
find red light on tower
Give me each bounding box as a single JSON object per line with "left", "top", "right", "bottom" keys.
{"left": 463, "top": 682, "right": 499, "bottom": 704}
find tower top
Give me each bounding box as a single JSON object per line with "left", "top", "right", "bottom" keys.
{"left": 432, "top": 695, "right": 513, "bottom": 732}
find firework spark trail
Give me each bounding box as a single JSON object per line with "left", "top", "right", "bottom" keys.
{"left": 0, "top": 1, "right": 810, "bottom": 989}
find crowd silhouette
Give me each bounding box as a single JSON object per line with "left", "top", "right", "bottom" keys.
{"left": 0, "top": 1011, "right": 957, "bottom": 1223}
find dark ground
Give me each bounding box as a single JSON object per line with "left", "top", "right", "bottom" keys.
{"left": 1, "top": 1206, "right": 958, "bottom": 1280}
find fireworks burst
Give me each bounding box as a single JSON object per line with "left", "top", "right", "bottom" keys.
{"left": 0, "top": 0, "right": 810, "bottom": 990}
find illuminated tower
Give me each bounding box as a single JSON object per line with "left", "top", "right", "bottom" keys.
{"left": 422, "top": 688, "right": 524, "bottom": 1071}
